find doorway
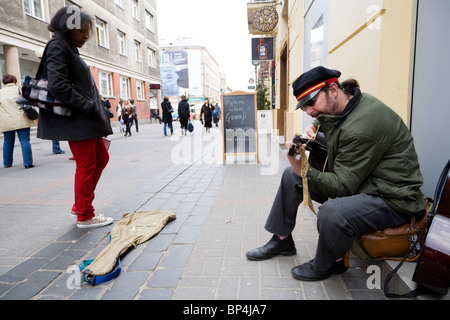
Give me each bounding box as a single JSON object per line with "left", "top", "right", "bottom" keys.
{"left": 278, "top": 43, "right": 288, "bottom": 140}
{"left": 411, "top": 0, "right": 450, "bottom": 196}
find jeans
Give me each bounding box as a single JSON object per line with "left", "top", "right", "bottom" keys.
{"left": 52, "top": 140, "right": 64, "bottom": 153}
{"left": 3, "top": 128, "right": 33, "bottom": 167}
{"left": 164, "top": 122, "right": 173, "bottom": 135}
{"left": 68, "top": 138, "right": 109, "bottom": 221}
{"left": 264, "top": 166, "right": 412, "bottom": 271}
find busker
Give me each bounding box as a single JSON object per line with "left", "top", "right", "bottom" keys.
{"left": 246, "top": 66, "right": 426, "bottom": 281}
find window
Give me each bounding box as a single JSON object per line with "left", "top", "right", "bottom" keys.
{"left": 134, "top": 40, "right": 142, "bottom": 62}
{"left": 145, "top": 11, "right": 154, "bottom": 32}
{"left": 99, "top": 71, "right": 113, "bottom": 97}
{"left": 120, "top": 76, "right": 130, "bottom": 99}
{"left": 65, "top": 0, "right": 80, "bottom": 8}
{"left": 96, "top": 19, "right": 108, "bottom": 47}
{"left": 148, "top": 47, "right": 156, "bottom": 68}
{"left": 310, "top": 14, "right": 324, "bottom": 68}
{"left": 24, "top": 0, "right": 45, "bottom": 20}
{"left": 132, "top": 0, "right": 138, "bottom": 20}
{"left": 136, "top": 80, "right": 144, "bottom": 100}
{"left": 117, "top": 31, "right": 126, "bottom": 55}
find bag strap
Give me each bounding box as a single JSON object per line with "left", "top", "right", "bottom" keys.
{"left": 36, "top": 38, "right": 71, "bottom": 79}
{"left": 79, "top": 256, "right": 122, "bottom": 286}
{"left": 383, "top": 159, "right": 450, "bottom": 298}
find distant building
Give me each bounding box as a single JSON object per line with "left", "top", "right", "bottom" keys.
{"left": 0, "top": 0, "right": 161, "bottom": 122}
{"left": 159, "top": 37, "right": 222, "bottom": 107}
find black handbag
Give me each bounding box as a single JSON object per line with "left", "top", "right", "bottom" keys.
{"left": 20, "top": 104, "right": 39, "bottom": 120}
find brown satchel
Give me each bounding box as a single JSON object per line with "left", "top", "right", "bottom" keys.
{"left": 358, "top": 208, "right": 428, "bottom": 261}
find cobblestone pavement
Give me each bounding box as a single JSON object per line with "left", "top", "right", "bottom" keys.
{"left": 0, "top": 121, "right": 445, "bottom": 303}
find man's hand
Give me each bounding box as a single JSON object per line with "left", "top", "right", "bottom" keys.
{"left": 303, "top": 123, "right": 317, "bottom": 139}
{"left": 285, "top": 140, "right": 303, "bottom": 177}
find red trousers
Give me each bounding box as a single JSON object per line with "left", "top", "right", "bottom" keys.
{"left": 68, "top": 138, "right": 109, "bottom": 221}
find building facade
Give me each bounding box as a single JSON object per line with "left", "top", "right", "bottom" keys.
{"left": 159, "top": 37, "right": 222, "bottom": 107}
{"left": 0, "top": 0, "right": 161, "bottom": 122}
{"left": 248, "top": 0, "right": 450, "bottom": 196}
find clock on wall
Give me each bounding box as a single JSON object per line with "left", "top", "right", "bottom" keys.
{"left": 253, "top": 6, "right": 279, "bottom": 32}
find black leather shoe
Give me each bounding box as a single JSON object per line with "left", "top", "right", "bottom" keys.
{"left": 291, "top": 259, "right": 348, "bottom": 281}
{"left": 246, "top": 235, "right": 296, "bottom": 261}
{"left": 24, "top": 165, "right": 35, "bottom": 169}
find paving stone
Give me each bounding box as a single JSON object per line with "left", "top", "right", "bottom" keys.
{"left": 147, "top": 268, "right": 184, "bottom": 288}
{"left": 2, "top": 271, "right": 60, "bottom": 300}
{"left": 102, "top": 272, "right": 148, "bottom": 300}
{"left": 0, "top": 123, "right": 422, "bottom": 301}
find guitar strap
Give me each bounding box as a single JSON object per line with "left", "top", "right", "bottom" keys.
{"left": 300, "top": 126, "right": 328, "bottom": 215}
{"left": 300, "top": 146, "right": 316, "bottom": 214}
{"left": 383, "top": 159, "right": 450, "bottom": 298}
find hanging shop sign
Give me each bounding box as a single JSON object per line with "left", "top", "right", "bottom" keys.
{"left": 253, "top": 6, "right": 279, "bottom": 32}
{"left": 251, "top": 37, "right": 274, "bottom": 61}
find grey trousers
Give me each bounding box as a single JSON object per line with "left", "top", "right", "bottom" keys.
{"left": 264, "top": 167, "right": 411, "bottom": 271}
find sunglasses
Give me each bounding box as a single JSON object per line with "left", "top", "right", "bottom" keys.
{"left": 300, "top": 89, "right": 323, "bottom": 111}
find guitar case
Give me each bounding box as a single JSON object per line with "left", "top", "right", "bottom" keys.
{"left": 384, "top": 159, "right": 450, "bottom": 298}
{"left": 412, "top": 159, "right": 450, "bottom": 295}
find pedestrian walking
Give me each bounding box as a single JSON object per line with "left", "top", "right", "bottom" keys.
{"left": 0, "top": 74, "right": 36, "bottom": 169}
{"left": 200, "top": 98, "right": 214, "bottom": 133}
{"left": 36, "top": 7, "right": 113, "bottom": 228}
{"left": 116, "top": 99, "right": 124, "bottom": 133}
{"left": 178, "top": 95, "right": 190, "bottom": 135}
{"left": 213, "top": 102, "right": 221, "bottom": 127}
{"left": 121, "top": 99, "right": 134, "bottom": 137}
{"left": 130, "top": 98, "right": 139, "bottom": 132}
{"left": 161, "top": 96, "right": 173, "bottom": 136}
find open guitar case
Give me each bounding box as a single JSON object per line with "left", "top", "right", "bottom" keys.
{"left": 384, "top": 159, "right": 450, "bottom": 298}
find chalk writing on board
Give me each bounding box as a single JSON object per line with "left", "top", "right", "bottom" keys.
{"left": 222, "top": 93, "right": 257, "bottom": 155}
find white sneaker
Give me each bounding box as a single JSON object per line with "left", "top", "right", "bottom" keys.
{"left": 70, "top": 210, "right": 77, "bottom": 218}
{"left": 77, "top": 214, "right": 113, "bottom": 229}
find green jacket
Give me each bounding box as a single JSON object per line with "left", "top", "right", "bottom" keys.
{"left": 306, "top": 89, "right": 425, "bottom": 216}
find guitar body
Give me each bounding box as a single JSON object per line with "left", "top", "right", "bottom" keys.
{"left": 412, "top": 167, "right": 450, "bottom": 295}
{"left": 300, "top": 132, "right": 328, "bottom": 172}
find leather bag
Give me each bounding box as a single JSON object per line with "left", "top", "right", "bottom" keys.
{"left": 358, "top": 210, "right": 428, "bottom": 261}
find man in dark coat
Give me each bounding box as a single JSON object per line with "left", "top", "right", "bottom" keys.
{"left": 178, "top": 95, "right": 190, "bottom": 135}
{"left": 161, "top": 96, "right": 173, "bottom": 136}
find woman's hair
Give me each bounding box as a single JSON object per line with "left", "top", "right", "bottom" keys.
{"left": 48, "top": 6, "right": 93, "bottom": 34}
{"left": 2, "top": 74, "right": 17, "bottom": 85}
{"left": 163, "top": 96, "right": 169, "bottom": 101}
{"left": 180, "top": 95, "right": 187, "bottom": 101}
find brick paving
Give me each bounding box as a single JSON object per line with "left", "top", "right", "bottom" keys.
{"left": 0, "top": 121, "right": 445, "bottom": 303}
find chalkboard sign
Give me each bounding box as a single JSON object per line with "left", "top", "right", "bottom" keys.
{"left": 221, "top": 91, "right": 259, "bottom": 163}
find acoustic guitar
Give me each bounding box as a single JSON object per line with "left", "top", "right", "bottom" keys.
{"left": 298, "top": 131, "right": 328, "bottom": 172}
{"left": 412, "top": 160, "right": 450, "bottom": 295}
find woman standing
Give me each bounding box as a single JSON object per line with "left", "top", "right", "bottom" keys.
{"left": 161, "top": 96, "right": 173, "bottom": 136}
{"left": 200, "top": 98, "right": 214, "bottom": 133}
{"left": 0, "top": 74, "right": 36, "bottom": 169}
{"left": 37, "top": 7, "right": 114, "bottom": 228}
